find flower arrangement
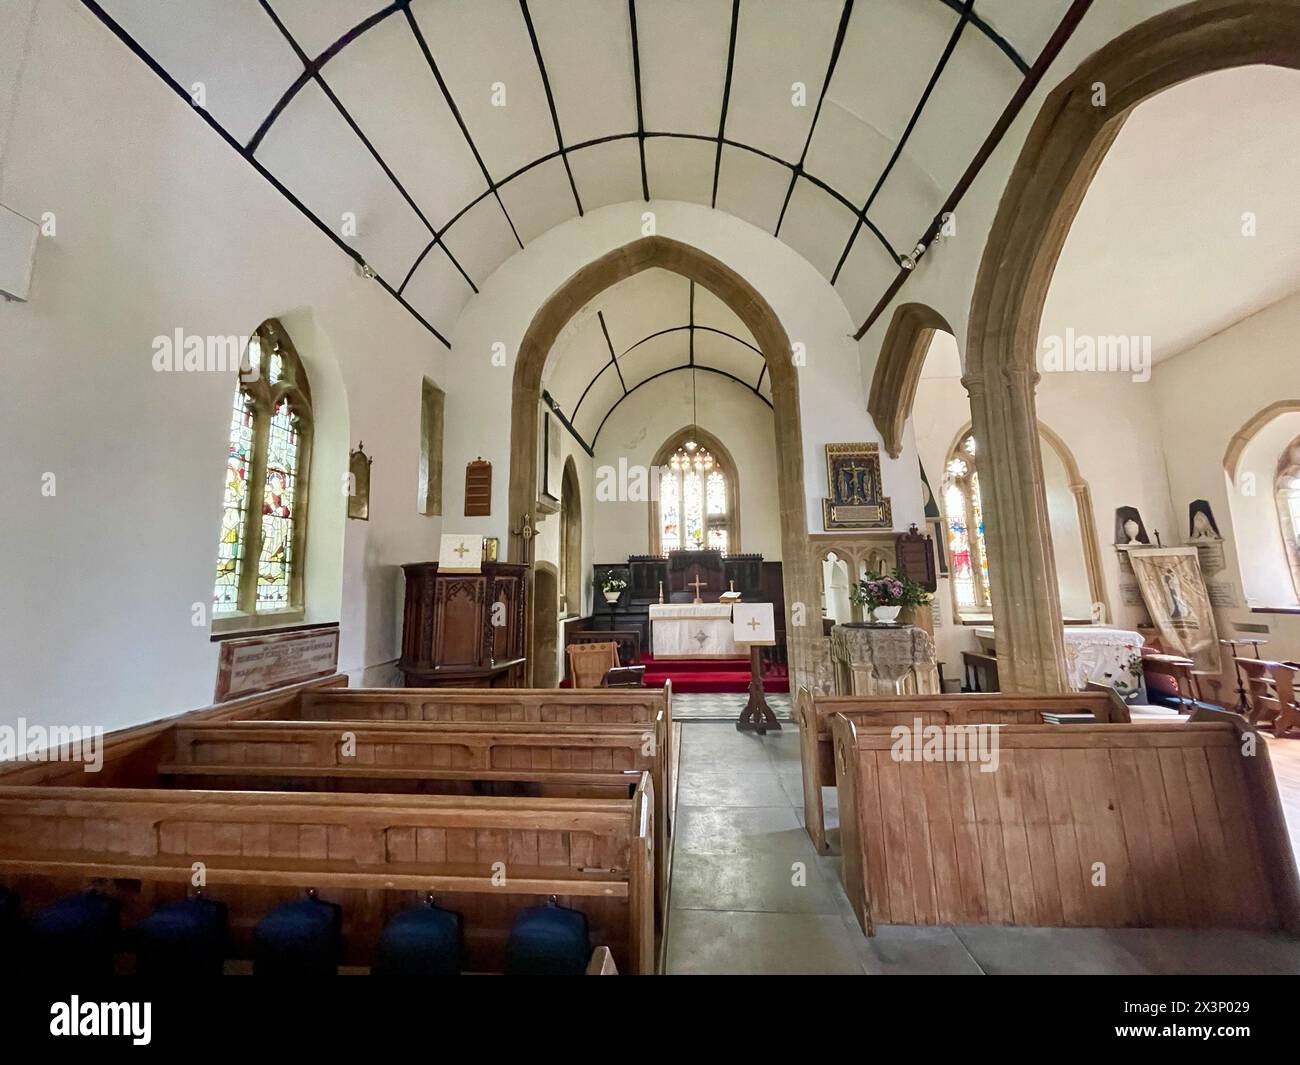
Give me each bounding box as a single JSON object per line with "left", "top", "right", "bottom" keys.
{"left": 601, "top": 575, "right": 628, "bottom": 593}
{"left": 850, "top": 570, "right": 930, "bottom": 610}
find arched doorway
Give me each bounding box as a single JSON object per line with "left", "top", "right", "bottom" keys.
{"left": 965, "top": 0, "right": 1300, "bottom": 692}
{"left": 508, "top": 236, "right": 821, "bottom": 690}
{"left": 531, "top": 562, "right": 560, "bottom": 689}
{"left": 559, "top": 457, "right": 582, "bottom": 616}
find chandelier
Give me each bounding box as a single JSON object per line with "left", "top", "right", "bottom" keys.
{"left": 670, "top": 439, "right": 714, "bottom": 474}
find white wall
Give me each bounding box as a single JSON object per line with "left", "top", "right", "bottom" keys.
{"left": 1153, "top": 288, "right": 1300, "bottom": 663}
{"left": 1, "top": 0, "right": 447, "bottom": 736}
{"left": 590, "top": 372, "right": 780, "bottom": 562}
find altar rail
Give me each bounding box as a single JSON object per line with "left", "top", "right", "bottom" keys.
{"left": 0, "top": 780, "right": 656, "bottom": 974}
{"left": 795, "top": 688, "right": 1132, "bottom": 853}
{"left": 831, "top": 717, "right": 1300, "bottom": 935}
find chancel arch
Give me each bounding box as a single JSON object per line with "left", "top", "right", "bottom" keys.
{"left": 508, "top": 236, "right": 819, "bottom": 690}
{"left": 964, "top": 0, "right": 1300, "bottom": 692}
{"left": 649, "top": 425, "right": 741, "bottom": 556}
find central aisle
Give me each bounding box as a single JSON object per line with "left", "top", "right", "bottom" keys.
{"left": 662, "top": 714, "right": 1300, "bottom": 976}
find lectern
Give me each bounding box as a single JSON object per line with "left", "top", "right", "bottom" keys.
{"left": 733, "top": 602, "right": 780, "bottom": 733}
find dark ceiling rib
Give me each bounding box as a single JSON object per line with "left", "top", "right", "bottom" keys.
{"left": 246, "top": 1, "right": 404, "bottom": 154}
{"left": 259, "top": 0, "right": 478, "bottom": 294}
{"left": 935, "top": 0, "right": 1029, "bottom": 73}
{"left": 830, "top": 0, "right": 972, "bottom": 285}
{"left": 519, "top": 0, "right": 584, "bottom": 215}
{"left": 628, "top": 0, "right": 650, "bottom": 200}
{"left": 402, "top": 4, "right": 524, "bottom": 250}
{"left": 775, "top": 0, "right": 854, "bottom": 238}
{"left": 77, "top": 0, "right": 451, "bottom": 347}
{"left": 621, "top": 323, "right": 761, "bottom": 358}
{"left": 711, "top": 0, "right": 741, "bottom": 210}
{"left": 688, "top": 282, "right": 695, "bottom": 366}
{"left": 598, "top": 312, "right": 628, "bottom": 393}
{"left": 593, "top": 364, "right": 772, "bottom": 445}
{"left": 853, "top": 0, "right": 1095, "bottom": 340}
{"left": 756, "top": 361, "right": 768, "bottom": 391}
{"left": 541, "top": 389, "right": 594, "bottom": 458}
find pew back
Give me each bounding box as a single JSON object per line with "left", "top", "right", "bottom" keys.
{"left": 794, "top": 688, "right": 1131, "bottom": 853}
{"left": 0, "top": 779, "right": 655, "bottom": 974}
{"left": 157, "top": 717, "right": 672, "bottom": 920}
{"left": 831, "top": 717, "right": 1300, "bottom": 935}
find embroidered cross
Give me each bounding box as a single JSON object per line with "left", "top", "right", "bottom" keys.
{"left": 453, "top": 540, "right": 469, "bottom": 559}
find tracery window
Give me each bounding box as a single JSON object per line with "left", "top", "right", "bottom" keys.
{"left": 212, "top": 320, "right": 313, "bottom": 625}
{"left": 656, "top": 438, "right": 735, "bottom": 554}
{"left": 943, "top": 432, "right": 991, "bottom": 611}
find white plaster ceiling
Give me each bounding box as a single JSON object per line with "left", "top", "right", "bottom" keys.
{"left": 1043, "top": 64, "right": 1300, "bottom": 364}
{"left": 87, "top": 0, "right": 1075, "bottom": 347}
{"left": 541, "top": 267, "right": 767, "bottom": 445}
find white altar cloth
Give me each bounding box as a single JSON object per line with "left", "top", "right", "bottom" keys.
{"left": 974, "top": 625, "right": 1146, "bottom": 698}
{"left": 648, "top": 603, "right": 741, "bottom": 658}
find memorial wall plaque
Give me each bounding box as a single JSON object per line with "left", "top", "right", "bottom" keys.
{"left": 215, "top": 625, "right": 340, "bottom": 702}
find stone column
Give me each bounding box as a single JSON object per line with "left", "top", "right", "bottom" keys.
{"left": 963, "top": 366, "right": 1070, "bottom": 693}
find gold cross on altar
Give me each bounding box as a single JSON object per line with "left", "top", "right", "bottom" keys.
{"left": 689, "top": 576, "right": 707, "bottom": 603}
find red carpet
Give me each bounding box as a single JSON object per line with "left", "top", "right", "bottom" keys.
{"left": 639, "top": 653, "right": 790, "bottom": 694}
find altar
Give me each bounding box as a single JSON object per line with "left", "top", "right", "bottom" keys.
{"left": 648, "top": 603, "right": 742, "bottom": 658}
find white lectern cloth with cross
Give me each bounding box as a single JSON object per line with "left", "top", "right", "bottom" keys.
{"left": 732, "top": 602, "right": 776, "bottom": 646}
{"left": 648, "top": 603, "right": 740, "bottom": 658}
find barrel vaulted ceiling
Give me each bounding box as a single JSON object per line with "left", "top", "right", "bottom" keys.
{"left": 541, "top": 267, "right": 768, "bottom": 448}
{"left": 85, "top": 0, "right": 1083, "bottom": 347}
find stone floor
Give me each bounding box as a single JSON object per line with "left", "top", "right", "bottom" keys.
{"left": 661, "top": 701, "right": 1300, "bottom": 975}
{"left": 670, "top": 691, "right": 792, "bottom": 722}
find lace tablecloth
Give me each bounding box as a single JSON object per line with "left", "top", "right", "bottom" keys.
{"left": 973, "top": 625, "right": 1146, "bottom": 698}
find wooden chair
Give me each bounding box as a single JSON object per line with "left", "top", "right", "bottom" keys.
{"left": 568, "top": 642, "right": 620, "bottom": 689}
{"left": 1237, "top": 658, "right": 1300, "bottom": 737}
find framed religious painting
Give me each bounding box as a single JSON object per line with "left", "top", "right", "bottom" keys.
{"left": 347, "top": 443, "right": 372, "bottom": 520}
{"left": 822, "top": 443, "right": 892, "bottom": 529}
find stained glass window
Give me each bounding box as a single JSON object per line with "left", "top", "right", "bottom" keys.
{"left": 660, "top": 467, "right": 680, "bottom": 552}
{"left": 213, "top": 390, "right": 254, "bottom": 614}
{"left": 211, "top": 321, "right": 313, "bottom": 625}
{"left": 655, "top": 437, "right": 735, "bottom": 554}
{"left": 943, "top": 432, "right": 991, "bottom": 612}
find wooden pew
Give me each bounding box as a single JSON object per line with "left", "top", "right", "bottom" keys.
{"left": 156, "top": 718, "right": 672, "bottom": 919}
{"left": 831, "top": 716, "right": 1300, "bottom": 936}
{"left": 0, "top": 778, "right": 656, "bottom": 974}
{"left": 794, "top": 687, "right": 1132, "bottom": 854}
{"left": 0, "top": 674, "right": 349, "bottom": 788}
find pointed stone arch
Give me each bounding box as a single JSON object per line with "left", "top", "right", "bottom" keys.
{"left": 868, "top": 302, "right": 955, "bottom": 460}
{"left": 508, "top": 235, "right": 821, "bottom": 689}
{"left": 965, "top": 0, "right": 1300, "bottom": 692}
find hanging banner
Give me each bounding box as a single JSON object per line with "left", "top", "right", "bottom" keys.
{"left": 1128, "top": 547, "right": 1221, "bottom": 673}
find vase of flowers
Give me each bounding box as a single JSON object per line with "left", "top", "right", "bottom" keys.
{"left": 849, "top": 570, "right": 930, "bottom": 625}
{"left": 601, "top": 575, "right": 627, "bottom": 605}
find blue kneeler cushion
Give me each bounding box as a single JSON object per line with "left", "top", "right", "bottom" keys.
{"left": 28, "top": 890, "right": 122, "bottom": 977}
{"left": 134, "top": 896, "right": 228, "bottom": 976}
{"left": 374, "top": 899, "right": 464, "bottom": 976}
{"left": 505, "top": 900, "right": 591, "bottom": 976}
{"left": 253, "top": 895, "right": 344, "bottom": 976}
